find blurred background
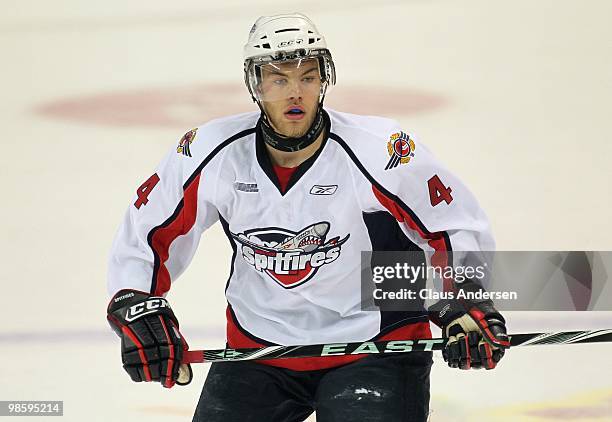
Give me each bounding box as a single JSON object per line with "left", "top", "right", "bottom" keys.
{"left": 1, "top": 0, "right": 611, "bottom": 420}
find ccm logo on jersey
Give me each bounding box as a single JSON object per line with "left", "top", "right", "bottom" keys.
{"left": 124, "top": 298, "right": 170, "bottom": 322}
{"left": 231, "top": 222, "right": 350, "bottom": 289}
{"left": 310, "top": 185, "right": 337, "bottom": 195}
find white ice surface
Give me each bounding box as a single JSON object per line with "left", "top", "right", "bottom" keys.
{"left": 2, "top": 1, "right": 611, "bottom": 421}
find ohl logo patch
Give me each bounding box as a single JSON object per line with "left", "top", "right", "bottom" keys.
{"left": 385, "top": 131, "right": 415, "bottom": 170}
{"left": 177, "top": 128, "right": 197, "bottom": 157}
{"left": 231, "top": 222, "right": 350, "bottom": 289}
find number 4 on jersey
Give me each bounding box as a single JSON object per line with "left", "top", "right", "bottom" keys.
{"left": 428, "top": 175, "right": 453, "bottom": 206}
{"left": 134, "top": 173, "right": 160, "bottom": 209}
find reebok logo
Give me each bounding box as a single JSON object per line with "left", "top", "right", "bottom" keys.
{"left": 310, "top": 185, "right": 337, "bottom": 195}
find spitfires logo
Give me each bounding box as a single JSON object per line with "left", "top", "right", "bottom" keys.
{"left": 385, "top": 131, "right": 415, "bottom": 170}
{"left": 177, "top": 128, "right": 197, "bottom": 157}
{"left": 231, "top": 222, "right": 350, "bottom": 289}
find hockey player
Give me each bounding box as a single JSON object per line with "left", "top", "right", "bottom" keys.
{"left": 106, "top": 13, "right": 509, "bottom": 421}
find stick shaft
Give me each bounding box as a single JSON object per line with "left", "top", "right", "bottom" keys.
{"left": 182, "top": 329, "right": 612, "bottom": 364}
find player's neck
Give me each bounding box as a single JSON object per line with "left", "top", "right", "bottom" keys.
{"left": 265, "top": 130, "right": 325, "bottom": 168}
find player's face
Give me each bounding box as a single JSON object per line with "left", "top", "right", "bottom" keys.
{"left": 259, "top": 59, "right": 321, "bottom": 138}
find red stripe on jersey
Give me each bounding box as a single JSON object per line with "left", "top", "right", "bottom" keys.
{"left": 226, "top": 306, "right": 432, "bottom": 371}
{"left": 376, "top": 320, "right": 432, "bottom": 342}
{"left": 371, "top": 186, "right": 453, "bottom": 291}
{"left": 150, "top": 173, "right": 201, "bottom": 296}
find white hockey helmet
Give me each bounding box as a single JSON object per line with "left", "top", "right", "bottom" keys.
{"left": 243, "top": 13, "right": 336, "bottom": 103}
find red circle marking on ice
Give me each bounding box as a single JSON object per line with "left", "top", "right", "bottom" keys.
{"left": 33, "top": 84, "right": 447, "bottom": 128}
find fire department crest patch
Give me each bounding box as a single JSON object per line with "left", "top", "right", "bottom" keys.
{"left": 177, "top": 128, "right": 197, "bottom": 157}
{"left": 385, "top": 131, "right": 415, "bottom": 170}
{"left": 231, "top": 222, "right": 350, "bottom": 289}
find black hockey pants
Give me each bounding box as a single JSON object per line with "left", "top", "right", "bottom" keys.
{"left": 193, "top": 351, "right": 432, "bottom": 422}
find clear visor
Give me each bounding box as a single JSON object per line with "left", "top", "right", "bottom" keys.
{"left": 246, "top": 57, "right": 327, "bottom": 102}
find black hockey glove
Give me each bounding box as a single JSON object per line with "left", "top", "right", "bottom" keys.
{"left": 107, "top": 289, "right": 192, "bottom": 388}
{"left": 429, "top": 281, "right": 510, "bottom": 370}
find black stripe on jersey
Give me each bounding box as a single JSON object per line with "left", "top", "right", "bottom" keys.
{"left": 219, "top": 214, "right": 236, "bottom": 294}
{"left": 255, "top": 110, "right": 331, "bottom": 195}
{"left": 227, "top": 303, "right": 276, "bottom": 347}
{"left": 255, "top": 132, "right": 282, "bottom": 193}
{"left": 183, "top": 127, "right": 257, "bottom": 190}
{"left": 328, "top": 132, "right": 453, "bottom": 265}
{"left": 363, "top": 211, "right": 429, "bottom": 332}
{"left": 363, "top": 211, "right": 423, "bottom": 252}
{"left": 372, "top": 314, "right": 429, "bottom": 339}
{"left": 147, "top": 127, "right": 256, "bottom": 295}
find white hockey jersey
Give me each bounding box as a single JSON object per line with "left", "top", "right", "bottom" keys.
{"left": 107, "top": 109, "right": 495, "bottom": 370}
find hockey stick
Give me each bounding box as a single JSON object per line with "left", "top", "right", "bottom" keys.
{"left": 182, "top": 329, "right": 612, "bottom": 364}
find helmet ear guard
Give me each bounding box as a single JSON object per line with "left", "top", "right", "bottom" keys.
{"left": 319, "top": 52, "right": 336, "bottom": 86}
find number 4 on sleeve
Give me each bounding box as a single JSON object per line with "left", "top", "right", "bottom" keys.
{"left": 134, "top": 173, "right": 160, "bottom": 209}
{"left": 428, "top": 174, "right": 453, "bottom": 206}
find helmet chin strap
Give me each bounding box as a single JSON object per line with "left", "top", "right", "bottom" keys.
{"left": 258, "top": 103, "right": 326, "bottom": 153}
